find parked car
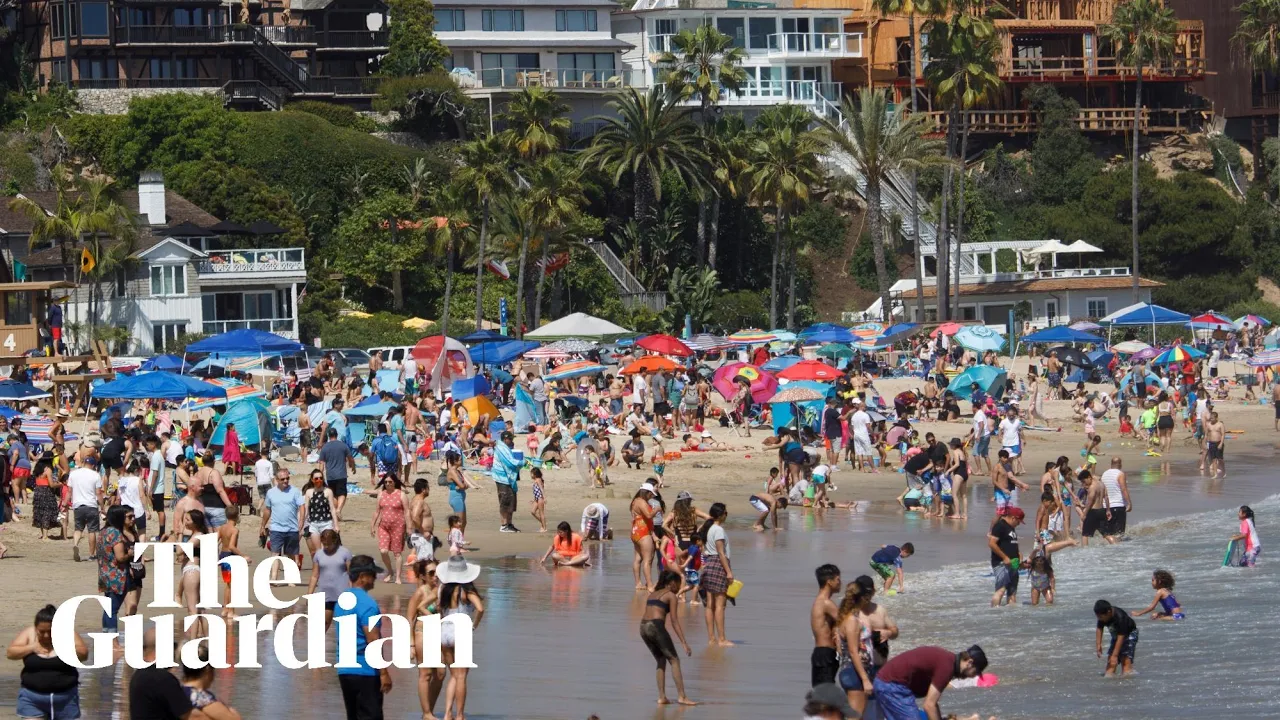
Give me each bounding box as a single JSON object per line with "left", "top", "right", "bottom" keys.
{"left": 367, "top": 345, "right": 416, "bottom": 369}
{"left": 327, "top": 347, "right": 372, "bottom": 371}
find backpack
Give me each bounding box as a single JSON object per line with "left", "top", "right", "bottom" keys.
{"left": 372, "top": 435, "right": 399, "bottom": 466}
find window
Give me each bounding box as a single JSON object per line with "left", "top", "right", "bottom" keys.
{"left": 4, "top": 291, "right": 32, "bottom": 327}
{"left": 150, "top": 264, "right": 186, "bottom": 296}
{"left": 50, "top": 59, "right": 68, "bottom": 83}
{"left": 1044, "top": 299, "right": 1058, "bottom": 324}
{"left": 50, "top": 3, "right": 66, "bottom": 39}
{"left": 716, "top": 17, "right": 744, "bottom": 48}
{"left": 1087, "top": 298, "right": 1108, "bottom": 319}
{"left": 557, "top": 52, "right": 614, "bottom": 82}
{"left": 125, "top": 7, "right": 153, "bottom": 25}
{"left": 112, "top": 268, "right": 127, "bottom": 298}
{"left": 481, "top": 9, "right": 523, "bottom": 31}
{"left": 78, "top": 58, "right": 116, "bottom": 79}
{"left": 480, "top": 52, "right": 538, "bottom": 86}
{"left": 814, "top": 17, "right": 839, "bottom": 34}
{"left": 80, "top": 2, "right": 108, "bottom": 36}
{"left": 748, "top": 17, "right": 776, "bottom": 49}
{"left": 436, "top": 9, "right": 464, "bottom": 31}
{"left": 153, "top": 323, "right": 187, "bottom": 352}
{"left": 174, "top": 57, "right": 198, "bottom": 78}
{"left": 556, "top": 9, "right": 596, "bottom": 32}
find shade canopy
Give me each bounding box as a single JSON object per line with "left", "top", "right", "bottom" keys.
{"left": 210, "top": 398, "right": 272, "bottom": 448}
{"left": 726, "top": 329, "right": 777, "bottom": 344}
{"left": 1063, "top": 240, "right": 1103, "bottom": 253}
{"left": 140, "top": 354, "right": 186, "bottom": 372}
{"left": 1021, "top": 326, "right": 1105, "bottom": 344}
{"left": 186, "top": 329, "right": 304, "bottom": 355}
{"left": 947, "top": 366, "right": 1008, "bottom": 399}
{"left": 524, "top": 313, "right": 632, "bottom": 342}
{"left": 92, "top": 373, "right": 226, "bottom": 400}
{"left": 460, "top": 329, "right": 508, "bottom": 344}
{"left": 246, "top": 219, "right": 287, "bottom": 235}
{"left": 469, "top": 339, "right": 539, "bottom": 365}
{"left": 0, "top": 379, "right": 51, "bottom": 400}
{"left": 1152, "top": 345, "right": 1206, "bottom": 365}
{"left": 451, "top": 376, "right": 490, "bottom": 402}
{"left": 543, "top": 360, "right": 607, "bottom": 382}
{"left": 803, "top": 328, "right": 857, "bottom": 344}
{"left": 1045, "top": 346, "right": 1094, "bottom": 369}
{"left": 762, "top": 355, "right": 803, "bottom": 373}
{"left": 620, "top": 356, "right": 678, "bottom": 375}
{"left": 777, "top": 359, "right": 841, "bottom": 382}
{"left": 165, "top": 221, "right": 216, "bottom": 237}
{"left": 1069, "top": 321, "right": 1102, "bottom": 331}
{"left": 635, "top": 333, "right": 693, "bottom": 357}
{"left": 208, "top": 220, "right": 253, "bottom": 235}
{"left": 953, "top": 325, "right": 1006, "bottom": 352}
{"left": 1101, "top": 302, "right": 1191, "bottom": 326}
{"left": 1235, "top": 314, "right": 1271, "bottom": 330}
{"left": 712, "top": 362, "right": 778, "bottom": 405}
{"left": 766, "top": 380, "right": 835, "bottom": 433}
{"left": 1111, "top": 340, "right": 1151, "bottom": 354}
{"left": 684, "top": 334, "right": 735, "bottom": 352}
{"left": 930, "top": 322, "right": 963, "bottom": 338}
{"left": 1030, "top": 240, "right": 1073, "bottom": 254}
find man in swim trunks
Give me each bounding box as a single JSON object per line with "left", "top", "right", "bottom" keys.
{"left": 749, "top": 491, "right": 787, "bottom": 530}
{"left": 992, "top": 449, "right": 1028, "bottom": 516}
{"left": 1204, "top": 411, "right": 1226, "bottom": 479}
{"left": 810, "top": 564, "right": 842, "bottom": 687}
{"left": 988, "top": 507, "right": 1023, "bottom": 607}
{"left": 1079, "top": 470, "right": 1113, "bottom": 546}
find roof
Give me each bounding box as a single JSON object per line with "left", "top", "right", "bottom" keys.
{"left": 440, "top": 37, "right": 632, "bottom": 48}
{"left": 3, "top": 189, "right": 221, "bottom": 268}
{"left": 0, "top": 281, "right": 77, "bottom": 292}
{"left": 896, "top": 276, "right": 1163, "bottom": 300}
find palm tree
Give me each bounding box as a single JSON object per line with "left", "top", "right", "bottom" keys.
{"left": 525, "top": 155, "right": 587, "bottom": 326}
{"left": 1101, "top": 0, "right": 1178, "bottom": 301}
{"left": 1233, "top": 0, "right": 1280, "bottom": 193}
{"left": 749, "top": 106, "right": 823, "bottom": 329}
{"left": 499, "top": 86, "right": 570, "bottom": 161}
{"left": 456, "top": 135, "right": 514, "bottom": 329}
{"left": 819, "top": 87, "right": 945, "bottom": 322}
{"left": 490, "top": 194, "right": 536, "bottom": 337}
{"left": 429, "top": 183, "right": 474, "bottom": 338}
{"left": 925, "top": 1, "right": 1003, "bottom": 319}
{"left": 659, "top": 24, "right": 749, "bottom": 123}
{"left": 873, "top": 0, "right": 931, "bottom": 320}
{"left": 581, "top": 87, "right": 706, "bottom": 227}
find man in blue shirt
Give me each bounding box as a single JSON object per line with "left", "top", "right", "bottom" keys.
{"left": 259, "top": 467, "right": 305, "bottom": 571}
{"left": 335, "top": 555, "right": 392, "bottom": 720}
{"left": 492, "top": 431, "right": 522, "bottom": 533}
{"left": 870, "top": 543, "right": 914, "bottom": 594}
{"left": 321, "top": 398, "right": 349, "bottom": 447}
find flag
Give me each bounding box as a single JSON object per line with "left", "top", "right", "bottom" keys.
{"left": 297, "top": 283, "right": 307, "bottom": 302}
{"left": 80, "top": 247, "right": 96, "bottom": 274}
{"left": 12, "top": 259, "right": 25, "bottom": 282}
{"left": 486, "top": 259, "right": 510, "bottom": 280}
{"left": 537, "top": 252, "right": 570, "bottom": 277}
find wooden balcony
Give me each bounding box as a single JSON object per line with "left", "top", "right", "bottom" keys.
{"left": 920, "top": 106, "right": 1207, "bottom": 134}
{"left": 1002, "top": 54, "right": 1205, "bottom": 80}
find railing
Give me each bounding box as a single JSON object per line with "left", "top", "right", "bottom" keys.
{"left": 922, "top": 107, "right": 1204, "bottom": 134}
{"left": 622, "top": 292, "right": 668, "bottom": 313}
{"left": 767, "top": 32, "right": 863, "bottom": 58}
{"left": 223, "top": 80, "right": 285, "bottom": 110}
{"left": 723, "top": 79, "right": 837, "bottom": 104}
{"left": 313, "top": 76, "right": 377, "bottom": 95}
{"left": 647, "top": 33, "right": 675, "bottom": 54}
{"left": 197, "top": 248, "right": 305, "bottom": 275}
{"left": 319, "top": 30, "right": 390, "bottom": 49}
{"left": 585, "top": 240, "right": 647, "bottom": 295}
{"left": 116, "top": 24, "right": 254, "bottom": 44}
{"left": 1254, "top": 90, "right": 1280, "bottom": 110}
{"left": 961, "top": 266, "right": 1132, "bottom": 285}
{"left": 257, "top": 25, "right": 316, "bottom": 45}
{"left": 250, "top": 29, "right": 311, "bottom": 91}
{"left": 203, "top": 319, "right": 297, "bottom": 336}
{"left": 468, "top": 67, "right": 643, "bottom": 90}
{"left": 1005, "top": 54, "right": 1205, "bottom": 79}
{"left": 73, "top": 77, "right": 223, "bottom": 89}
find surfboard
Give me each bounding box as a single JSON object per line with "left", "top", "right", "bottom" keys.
{"left": 1223, "top": 539, "right": 1244, "bottom": 568}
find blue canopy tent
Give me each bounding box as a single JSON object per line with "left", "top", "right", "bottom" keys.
{"left": 1067, "top": 350, "right": 1114, "bottom": 384}
{"left": 1021, "top": 326, "right": 1106, "bottom": 345}
{"left": 343, "top": 401, "right": 396, "bottom": 448}
{"left": 1101, "top": 302, "right": 1192, "bottom": 344}
{"left": 799, "top": 323, "right": 846, "bottom": 337}
{"left": 802, "top": 328, "right": 856, "bottom": 344}
{"left": 459, "top": 329, "right": 508, "bottom": 344}
{"left": 762, "top": 355, "right": 802, "bottom": 373}
{"left": 768, "top": 381, "right": 836, "bottom": 433}
{"left": 210, "top": 397, "right": 274, "bottom": 451}
{"left": 140, "top": 354, "right": 186, "bottom": 372}
{"left": 514, "top": 384, "right": 546, "bottom": 431}
{"left": 451, "top": 376, "right": 490, "bottom": 402}
{"left": 91, "top": 373, "right": 226, "bottom": 401}
{"left": 469, "top": 340, "right": 539, "bottom": 366}
{"left": 0, "top": 379, "right": 51, "bottom": 401}
{"left": 946, "top": 366, "right": 1008, "bottom": 400}
{"left": 185, "top": 329, "right": 305, "bottom": 355}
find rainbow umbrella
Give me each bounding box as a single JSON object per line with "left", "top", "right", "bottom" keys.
{"left": 543, "top": 360, "right": 607, "bottom": 381}
{"left": 180, "top": 378, "right": 266, "bottom": 410}
{"left": 727, "top": 329, "right": 777, "bottom": 344}
{"left": 1235, "top": 314, "right": 1271, "bottom": 329}
{"left": 1247, "top": 349, "right": 1280, "bottom": 367}
{"left": 712, "top": 362, "right": 779, "bottom": 404}
{"left": 1151, "top": 345, "right": 1205, "bottom": 365}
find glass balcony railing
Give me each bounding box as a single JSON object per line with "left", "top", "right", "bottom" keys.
{"left": 196, "top": 248, "right": 305, "bottom": 275}
{"left": 203, "top": 319, "right": 297, "bottom": 336}
{"left": 459, "top": 67, "right": 645, "bottom": 90}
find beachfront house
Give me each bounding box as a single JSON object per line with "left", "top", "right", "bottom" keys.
{"left": 617, "top": 0, "right": 864, "bottom": 121}
{"left": 854, "top": 240, "right": 1160, "bottom": 328}
{"left": 438, "top": 0, "right": 639, "bottom": 137}
{"left": 0, "top": 172, "right": 306, "bottom": 354}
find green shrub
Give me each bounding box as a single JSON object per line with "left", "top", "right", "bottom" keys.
{"left": 284, "top": 101, "right": 377, "bottom": 133}
{"left": 848, "top": 232, "right": 878, "bottom": 290}
{"left": 317, "top": 312, "right": 431, "bottom": 349}
{"left": 1210, "top": 135, "right": 1246, "bottom": 191}
{"left": 792, "top": 202, "right": 848, "bottom": 254}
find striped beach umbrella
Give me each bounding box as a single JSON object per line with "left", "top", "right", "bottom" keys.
{"left": 523, "top": 346, "right": 570, "bottom": 360}
{"left": 1247, "top": 349, "right": 1280, "bottom": 367}
{"left": 727, "top": 329, "right": 777, "bottom": 344}
{"left": 543, "top": 360, "right": 607, "bottom": 381}
{"left": 1188, "top": 312, "right": 1234, "bottom": 331}
{"left": 685, "top": 334, "right": 735, "bottom": 352}
{"left": 1151, "top": 345, "right": 1205, "bottom": 365}
{"left": 1235, "top": 314, "right": 1271, "bottom": 329}
{"left": 180, "top": 378, "right": 266, "bottom": 410}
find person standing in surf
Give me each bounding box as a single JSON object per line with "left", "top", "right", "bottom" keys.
{"left": 1094, "top": 599, "right": 1138, "bottom": 676}
{"left": 810, "top": 564, "right": 842, "bottom": 687}
{"left": 639, "top": 570, "right": 697, "bottom": 707}
{"left": 1231, "top": 505, "right": 1261, "bottom": 567}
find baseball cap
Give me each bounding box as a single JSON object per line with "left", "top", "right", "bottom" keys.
{"left": 1005, "top": 507, "right": 1026, "bottom": 521}
{"left": 701, "top": 430, "right": 713, "bottom": 438}
{"left": 639, "top": 482, "right": 656, "bottom": 493}
{"left": 805, "top": 683, "right": 858, "bottom": 719}
{"left": 677, "top": 491, "right": 693, "bottom": 501}
{"left": 347, "top": 554, "right": 385, "bottom": 580}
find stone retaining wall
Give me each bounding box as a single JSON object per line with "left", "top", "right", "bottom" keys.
{"left": 76, "top": 87, "right": 222, "bottom": 115}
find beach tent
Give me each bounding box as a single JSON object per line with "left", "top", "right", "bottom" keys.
{"left": 410, "top": 336, "right": 474, "bottom": 393}
{"left": 524, "top": 313, "right": 633, "bottom": 342}
{"left": 140, "top": 354, "right": 186, "bottom": 372}
{"left": 1100, "top": 303, "right": 1191, "bottom": 343}
{"left": 1021, "top": 326, "right": 1105, "bottom": 345}
{"left": 185, "top": 328, "right": 304, "bottom": 355}
{"left": 0, "top": 379, "right": 51, "bottom": 401}
{"left": 343, "top": 401, "right": 396, "bottom": 447}
{"left": 210, "top": 398, "right": 273, "bottom": 449}
{"left": 459, "top": 395, "right": 501, "bottom": 426}
{"left": 91, "top": 372, "right": 225, "bottom": 401}
{"left": 513, "top": 384, "right": 546, "bottom": 430}
{"left": 470, "top": 340, "right": 538, "bottom": 365}
{"left": 451, "top": 376, "right": 490, "bottom": 402}
{"left": 946, "top": 366, "right": 1008, "bottom": 400}
{"left": 767, "top": 380, "right": 835, "bottom": 433}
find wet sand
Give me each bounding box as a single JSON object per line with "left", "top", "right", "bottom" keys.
{"left": 0, "top": 363, "right": 1275, "bottom": 718}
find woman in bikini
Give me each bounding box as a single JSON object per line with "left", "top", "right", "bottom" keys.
{"left": 639, "top": 570, "right": 697, "bottom": 706}
{"left": 631, "top": 486, "right": 658, "bottom": 590}
{"left": 946, "top": 437, "right": 969, "bottom": 519}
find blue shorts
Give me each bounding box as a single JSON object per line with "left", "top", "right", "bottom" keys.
{"left": 872, "top": 677, "right": 920, "bottom": 720}
{"left": 203, "top": 507, "right": 227, "bottom": 529}
{"left": 993, "top": 563, "right": 1019, "bottom": 595}
{"left": 17, "top": 687, "right": 80, "bottom": 720}
{"left": 838, "top": 663, "right": 876, "bottom": 691}
{"left": 448, "top": 488, "right": 467, "bottom": 514}
{"left": 974, "top": 436, "right": 990, "bottom": 457}
{"left": 269, "top": 530, "right": 300, "bottom": 557}
{"left": 1108, "top": 629, "right": 1139, "bottom": 662}
{"left": 1005, "top": 444, "right": 1021, "bottom": 458}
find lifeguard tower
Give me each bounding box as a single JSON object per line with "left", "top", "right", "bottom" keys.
{"left": 0, "top": 281, "right": 114, "bottom": 410}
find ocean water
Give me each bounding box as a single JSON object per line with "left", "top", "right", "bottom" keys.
{"left": 1, "top": 456, "right": 1275, "bottom": 719}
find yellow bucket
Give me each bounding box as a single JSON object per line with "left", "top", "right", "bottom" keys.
{"left": 726, "top": 579, "right": 744, "bottom": 599}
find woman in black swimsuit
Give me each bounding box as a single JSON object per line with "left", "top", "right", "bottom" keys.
{"left": 639, "top": 570, "right": 697, "bottom": 706}
{"left": 946, "top": 437, "right": 969, "bottom": 519}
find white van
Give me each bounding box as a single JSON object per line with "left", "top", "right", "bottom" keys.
{"left": 367, "top": 346, "right": 415, "bottom": 369}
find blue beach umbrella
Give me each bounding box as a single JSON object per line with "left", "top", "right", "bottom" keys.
{"left": 946, "top": 366, "right": 1008, "bottom": 399}
{"left": 953, "top": 326, "right": 1006, "bottom": 353}
{"left": 762, "top": 355, "right": 803, "bottom": 373}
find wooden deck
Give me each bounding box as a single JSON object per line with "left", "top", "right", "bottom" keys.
{"left": 920, "top": 107, "right": 1210, "bottom": 135}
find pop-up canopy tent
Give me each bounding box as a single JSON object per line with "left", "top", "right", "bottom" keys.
{"left": 91, "top": 372, "right": 226, "bottom": 401}
{"left": 140, "top": 354, "right": 186, "bottom": 372}
{"left": 185, "top": 329, "right": 304, "bottom": 355}
{"left": 1021, "top": 326, "right": 1106, "bottom": 345}
{"left": 470, "top": 340, "right": 538, "bottom": 365}
{"left": 1101, "top": 302, "right": 1191, "bottom": 343}
{"left": 0, "top": 379, "right": 51, "bottom": 401}
{"left": 524, "top": 313, "right": 633, "bottom": 342}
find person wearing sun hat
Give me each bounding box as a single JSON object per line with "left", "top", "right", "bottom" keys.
{"left": 435, "top": 555, "right": 485, "bottom": 720}
{"left": 334, "top": 555, "right": 391, "bottom": 720}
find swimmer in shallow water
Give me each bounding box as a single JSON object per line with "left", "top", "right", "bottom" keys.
{"left": 1133, "top": 569, "right": 1185, "bottom": 621}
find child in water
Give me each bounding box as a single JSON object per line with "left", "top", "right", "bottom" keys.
{"left": 1026, "top": 552, "right": 1055, "bottom": 605}
{"left": 1094, "top": 599, "right": 1139, "bottom": 676}
{"left": 1118, "top": 413, "right": 1135, "bottom": 439}
{"left": 1230, "top": 505, "right": 1262, "bottom": 567}
{"left": 1134, "top": 569, "right": 1184, "bottom": 620}
{"left": 447, "top": 514, "right": 467, "bottom": 556}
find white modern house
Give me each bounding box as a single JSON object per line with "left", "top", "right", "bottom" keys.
{"left": 618, "top": 0, "right": 863, "bottom": 119}
{"left": 0, "top": 173, "right": 307, "bottom": 354}
{"left": 434, "top": 0, "right": 639, "bottom": 132}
